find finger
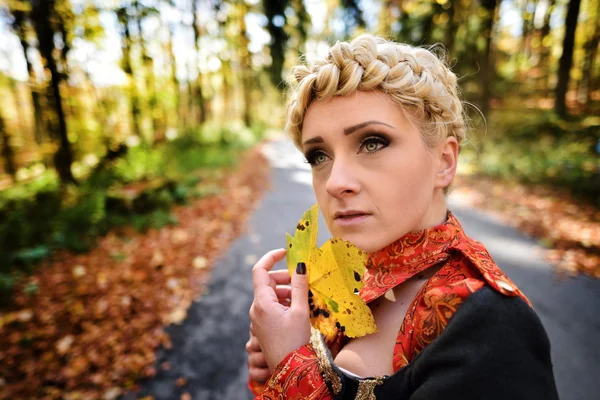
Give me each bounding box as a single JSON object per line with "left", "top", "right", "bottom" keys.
{"left": 248, "top": 350, "right": 268, "bottom": 368}
{"left": 252, "top": 249, "right": 287, "bottom": 293}
{"left": 275, "top": 285, "right": 291, "bottom": 303}
{"left": 290, "top": 262, "right": 309, "bottom": 314}
{"left": 246, "top": 335, "right": 262, "bottom": 353}
{"left": 268, "top": 270, "right": 291, "bottom": 286}
{"left": 248, "top": 366, "right": 271, "bottom": 384}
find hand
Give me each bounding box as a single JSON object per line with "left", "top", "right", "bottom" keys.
{"left": 246, "top": 325, "right": 271, "bottom": 384}
{"left": 246, "top": 269, "right": 292, "bottom": 384}
{"left": 249, "top": 249, "right": 311, "bottom": 370}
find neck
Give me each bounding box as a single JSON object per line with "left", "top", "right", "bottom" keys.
{"left": 416, "top": 189, "right": 448, "bottom": 231}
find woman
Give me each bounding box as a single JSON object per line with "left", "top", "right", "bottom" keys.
{"left": 246, "top": 34, "right": 558, "bottom": 399}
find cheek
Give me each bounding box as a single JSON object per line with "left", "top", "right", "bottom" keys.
{"left": 312, "top": 173, "right": 329, "bottom": 211}
{"left": 378, "top": 156, "right": 435, "bottom": 206}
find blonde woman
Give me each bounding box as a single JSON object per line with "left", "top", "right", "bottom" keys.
{"left": 246, "top": 34, "right": 558, "bottom": 399}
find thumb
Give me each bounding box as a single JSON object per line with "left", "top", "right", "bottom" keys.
{"left": 290, "top": 262, "right": 309, "bottom": 313}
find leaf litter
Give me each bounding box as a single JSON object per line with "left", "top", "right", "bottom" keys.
{"left": 453, "top": 175, "right": 600, "bottom": 278}
{"left": 0, "top": 147, "right": 271, "bottom": 399}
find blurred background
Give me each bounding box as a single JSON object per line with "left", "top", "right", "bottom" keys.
{"left": 0, "top": 0, "right": 598, "bottom": 272}
{"left": 0, "top": 0, "right": 598, "bottom": 398}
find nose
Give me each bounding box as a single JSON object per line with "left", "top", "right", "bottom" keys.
{"left": 325, "top": 156, "right": 361, "bottom": 198}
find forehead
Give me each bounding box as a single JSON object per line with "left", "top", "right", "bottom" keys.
{"left": 301, "top": 91, "right": 413, "bottom": 142}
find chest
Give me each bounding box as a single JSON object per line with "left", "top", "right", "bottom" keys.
{"left": 333, "top": 276, "right": 429, "bottom": 377}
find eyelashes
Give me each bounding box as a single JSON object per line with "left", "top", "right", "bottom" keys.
{"left": 304, "top": 149, "right": 327, "bottom": 166}
{"left": 303, "top": 134, "right": 390, "bottom": 166}
{"left": 359, "top": 135, "right": 389, "bottom": 153}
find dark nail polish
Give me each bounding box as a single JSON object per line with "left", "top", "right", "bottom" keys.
{"left": 296, "top": 262, "right": 306, "bottom": 275}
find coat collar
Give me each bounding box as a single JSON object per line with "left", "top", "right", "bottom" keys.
{"left": 360, "top": 212, "right": 468, "bottom": 303}
{"left": 359, "top": 211, "right": 527, "bottom": 304}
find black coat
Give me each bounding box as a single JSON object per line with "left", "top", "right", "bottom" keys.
{"left": 328, "top": 286, "right": 559, "bottom": 399}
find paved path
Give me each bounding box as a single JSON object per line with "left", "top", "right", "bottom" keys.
{"left": 126, "top": 139, "right": 600, "bottom": 400}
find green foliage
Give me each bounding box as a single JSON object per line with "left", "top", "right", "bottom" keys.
{"left": 0, "top": 136, "right": 248, "bottom": 295}
{"left": 463, "top": 109, "right": 600, "bottom": 204}
{"left": 130, "top": 209, "right": 179, "bottom": 233}
{"left": 0, "top": 273, "right": 15, "bottom": 293}
{"left": 23, "top": 281, "right": 39, "bottom": 296}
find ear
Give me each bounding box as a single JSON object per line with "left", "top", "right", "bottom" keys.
{"left": 434, "top": 136, "right": 459, "bottom": 190}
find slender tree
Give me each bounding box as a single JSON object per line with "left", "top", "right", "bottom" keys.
{"left": 133, "top": 0, "right": 159, "bottom": 137}
{"left": 263, "top": 0, "right": 289, "bottom": 86}
{"left": 30, "top": 0, "right": 76, "bottom": 184}
{"left": 518, "top": 0, "right": 538, "bottom": 60}
{"left": 555, "top": 0, "right": 582, "bottom": 117}
{"left": 165, "top": 22, "right": 180, "bottom": 123}
{"left": 443, "top": 0, "right": 458, "bottom": 56}
{"left": 538, "top": 0, "right": 557, "bottom": 92}
{"left": 377, "top": 0, "right": 395, "bottom": 38}
{"left": 10, "top": 4, "right": 46, "bottom": 146}
{"left": 480, "top": 0, "right": 501, "bottom": 117}
{"left": 239, "top": 0, "right": 252, "bottom": 127}
{"left": 116, "top": 6, "right": 143, "bottom": 139}
{"left": 579, "top": 3, "right": 599, "bottom": 108}
{"left": 0, "top": 110, "right": 17, "bottom": 181}
{"left": 191, "top": 0, "right": 207, "bottom": 124}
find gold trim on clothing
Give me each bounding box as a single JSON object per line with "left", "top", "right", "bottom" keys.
{"left": 355, "top": 377, "right": 385, "bottom": 400}
{"left": 310, "top": 327, "right": 342, "bottom": 395}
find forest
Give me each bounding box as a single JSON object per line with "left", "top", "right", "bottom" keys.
{"left": 0, "top": 0, "right": 598, "bottom": 292}
{"left": 0, "top": 0, "right": 598, "bottom": 398}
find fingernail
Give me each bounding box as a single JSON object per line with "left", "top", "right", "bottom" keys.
{"left": 296, "top": 262, "right": 306, "bottom": 275}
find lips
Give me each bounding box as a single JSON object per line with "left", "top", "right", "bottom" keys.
{"left": 334, "top": 210, "right": 370, "bottom": 219}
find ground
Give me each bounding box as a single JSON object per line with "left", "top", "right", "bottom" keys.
{"left": 124, "top": 139, "right": 600, "bottom": 400}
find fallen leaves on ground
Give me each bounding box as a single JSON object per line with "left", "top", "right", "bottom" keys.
{"left": 0, "top": 146, "right": 271, "bottom": 399}
{"left": 453, "top": 175, "right": 600, "bottom": 278}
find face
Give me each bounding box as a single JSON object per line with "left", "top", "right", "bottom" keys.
{"left": 301, "top": 90, "right": 457, "bottom": 253}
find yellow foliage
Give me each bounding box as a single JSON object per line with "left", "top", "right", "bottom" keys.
{"left": 286, "top": 204, "right": 377, "bottom": 340}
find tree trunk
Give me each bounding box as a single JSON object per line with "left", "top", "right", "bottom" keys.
{"left": 31, "top": 0, "right": 76, "bottom": 185}
{"left": 539, "top": 0, "right": 557, "bottom": 93}
{"left": 421, "top": 11, "right": 435, "bottom": 45}
{"left": 263, "top": 0, "right": 289, "bottom": 86}
{"left": 555, "top": 0, "right": 582, "bottom": 117}
{"left": 221, "top": 58, "right": 233, "bottom": 122}
{"left": 519, "top": 0, "right": 538, "bottom": 58}
{"left": 397, "top": 1, "right": 410, "bottom": 43}
{"left": 240, "top": 1, "right": 252, "bottom": 127}
{"left": 191, "top": 0, "right": 207, "bottom": 124}
{"left": 134, "top": 0, "right": 159, "bottom": 139}
{"left": 444, "top": 0, "right": 458, "bottom": 56}
{"left": 579, "top": 7, "right": 599, "bottom": 108}
{"left": 117, "top": 7, "right": 143, "bottom": 139}
{"left": 0, "top": 111, "right": 17, "bottom": 180}
{"left": 480, "top": 0, "right": 500, "bottom": 117}
{"left": 377, "top": 0, "right": 394, "bottom": 37}
{"left": 166, "top": 22, "right": 180, "bottom": 126}
{"left": 12, "top": 10, "right": 46, "bottom": 145}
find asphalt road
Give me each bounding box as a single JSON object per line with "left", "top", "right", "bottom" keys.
{"left": 125, "top": 139, "right": 600, "bottom": 400}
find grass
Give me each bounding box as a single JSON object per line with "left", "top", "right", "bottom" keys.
{"left": 461, "top": 107, "right": 600, "bottom": 206}
{"left": 0, "top": 125, "right": 256, "bottom": 297}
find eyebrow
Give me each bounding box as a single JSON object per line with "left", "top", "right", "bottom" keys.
{"left": 343, "top": 120, "right": 394, "bottom": 135}
{"left": 302, "top": 120, "right": 395, "bottom": 146}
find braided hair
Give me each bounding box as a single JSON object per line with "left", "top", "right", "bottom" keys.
{"left": 286, "top": 34, "right": 466, "bottom": 150}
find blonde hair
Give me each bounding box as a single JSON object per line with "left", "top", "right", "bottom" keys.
{"left": 285, "top": 34, "right": 466, "bottom": 149}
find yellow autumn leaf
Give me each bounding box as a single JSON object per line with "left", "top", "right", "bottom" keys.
{"left": 286, "top": 204, "right": 377, "bottom": 340}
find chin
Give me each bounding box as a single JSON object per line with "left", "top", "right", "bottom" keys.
{"left": 339, "top": 235, "right": 381, "bottom": 254}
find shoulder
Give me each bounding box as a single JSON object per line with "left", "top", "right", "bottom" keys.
{"left": 431, "top": 286, "right": 549, "bottom": 352}
{"left": 406, "top": 286, "right": 557, "bottom": 399}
